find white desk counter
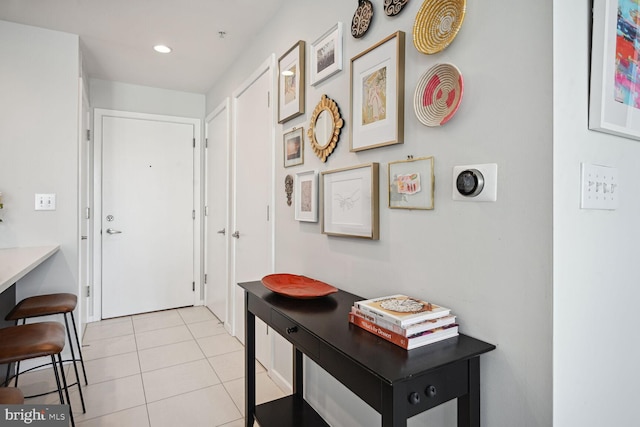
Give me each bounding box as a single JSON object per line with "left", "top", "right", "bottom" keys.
{"left": 0, "top": 245, "right": 60, "bottom": 294}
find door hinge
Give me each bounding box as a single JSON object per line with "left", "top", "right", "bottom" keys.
{"left": 85, "top": 207, "right": 90, "bottom": 220}
{"left": 204, "top": 274, "right": 207, "bottom": 284}
{"left": 205, "top": 138, "right": 208, "bottom": 149}
{"left": 204, "top": 206, "right": 208, "bottom": 216}
{"left": 192, "top": 210, "right": 196, "bottom": 219}
{"left": 86, "top": 129, "right": 91, "bottom": 141}
{"left": 267, "top": 205, "right": 270, "bottom": 221}
{"left": 86, "top": 286, "right": 90, "bottom": 297}
{"left": 193, "top": 138, "right": 196, "bottom": 148}
{"left": 267, "top": 91, "right": 270, "bottom": 107}
{"left": 192, "top": 282, "right": 195, "bottom": 291}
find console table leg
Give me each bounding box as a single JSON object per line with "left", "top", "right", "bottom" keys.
{"left": 245, "top": 294, "right": 256, "bottom": 427}
{"left": 458, "top": 357, "right": 480, "bottom": 427}
{"left": 293, "top": 347, "right": 303, "bottom": 397}
{"left": 381, "top": 384, "right": 407, "bottom": 427}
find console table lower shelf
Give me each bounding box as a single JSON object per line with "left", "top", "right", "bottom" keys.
{"left": 240, "top": 281, "right": 496, "bottom": 427}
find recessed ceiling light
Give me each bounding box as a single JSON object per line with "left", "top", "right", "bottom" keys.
{"left": 153, "top": 45, "right": 172, "bottom": 53}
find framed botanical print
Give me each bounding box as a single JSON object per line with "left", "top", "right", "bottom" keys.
{"left": 350, "top": 31, "right": 405, "bottom": 151}
{"left": 278, "top": 40, "right": 305, "bottom": 123}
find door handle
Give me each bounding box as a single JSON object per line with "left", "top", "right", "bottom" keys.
{"left": 217, "top": 228, "right": 226, "bottom": 235}
{"left": 106, "top": 228, "right": 122, "bottom": 234}
{"left": 231, "top": 231, "right": 240, "bottom": 239}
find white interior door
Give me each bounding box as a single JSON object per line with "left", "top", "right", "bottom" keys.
{"left": 101, "top": 114, "right": 195, "bottom": 319}
{"left": 78, "top": 77, "right": 92, "bottom": 329}
{"left": 205, "top": 100, "right": 230, "bottom": 324}
{"left": 232, "top": 59, "right": 274, "bottom": 368}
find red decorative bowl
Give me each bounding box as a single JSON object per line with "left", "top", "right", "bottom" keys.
{"left": 261, "top": 274, "right": 338, "bottom": 299}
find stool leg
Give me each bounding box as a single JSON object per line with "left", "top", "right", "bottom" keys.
{"left": 69, "top": 311, "right": 88, "bottom": 385}
{"left": 4, "top": 362, "right": 11, "bottom": 387}
{"left": 57, "top": 353, "right": 75, "bottom": 427}
{"left": 51, "top": 355, "right": 65, "bottom": 404}
{"left": 63, "top": 314, "right": 86, "bottom": 414}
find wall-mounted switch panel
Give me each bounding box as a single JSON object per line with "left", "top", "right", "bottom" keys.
{"left": 580, "top": 163, "right": 618, "bottom": 210}
{"left": 452, "top": 163, "right": 498, "bottom": 202}
{"left": 35, "top": 193, "right": 56, "bottom": 211}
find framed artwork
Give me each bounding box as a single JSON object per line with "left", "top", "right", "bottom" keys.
{"left": 278, "top": 40, "right": 305, "bottom": 124}
{"left": 321, "top": 163, "right": 379, "bottom": 239}
{"left": 589, "top": 0, "right": 640, "bottom": 140}
{"left": 283, "top": 127, "right": 304, "bottom": 167}
{"left": 350, "top": 31, "right": 405, "bottom": 152}
{"left": 295, "top": 170, "right": 319, "bottom": 222}
{"left": 388, "top": 156, "right": 434, "bottom": 210}
{"left": 310, "top": 23, "right": 343, "bottom": 86}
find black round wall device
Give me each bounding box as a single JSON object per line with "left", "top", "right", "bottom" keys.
{"left": 456, "top": 169, "right": 485, "bottom": 197}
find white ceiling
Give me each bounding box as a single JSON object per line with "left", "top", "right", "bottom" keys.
{"left": 0, "top": 0, "right": 287, "bottom": 94}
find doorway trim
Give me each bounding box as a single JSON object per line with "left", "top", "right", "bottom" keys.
{"left": 91, "top": 108, "right": 202, "bottom": 322}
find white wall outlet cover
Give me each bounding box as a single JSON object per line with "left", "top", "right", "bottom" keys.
{"left": 452, "top": 164, "right": 498, "bottom": 202}
{"left": 580, "top": 163, "right": 618, "bottom": 210}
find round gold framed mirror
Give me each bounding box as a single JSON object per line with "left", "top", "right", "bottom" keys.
{"left": 308, "top": 94, "right": 343, "bottom": 162}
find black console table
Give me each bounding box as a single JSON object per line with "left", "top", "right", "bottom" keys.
{"left": 240, "top": 281, "right": 495, "bottom": 427}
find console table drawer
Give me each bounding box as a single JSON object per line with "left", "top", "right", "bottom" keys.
{"left": 271, "top": 309, "right": 319, "bottom": 358}
{"left": 405, "top": 359, "right": 468, "bottom": 416}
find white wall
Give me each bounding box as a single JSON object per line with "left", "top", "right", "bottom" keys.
{"left": 0, "top": 20, "right": 80, "bottom": 302}
{"left": 90, "top": 78, "right": 205, "bottom": 119}
{"left": 553, "top": 1, "right": 640, "bottom": 425}
{"left": 207, "top": 1, "right": 553, "bottom": 426}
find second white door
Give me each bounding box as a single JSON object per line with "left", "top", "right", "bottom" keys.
{"left": 100, "top": 113, "right": 196, "bottom": 319}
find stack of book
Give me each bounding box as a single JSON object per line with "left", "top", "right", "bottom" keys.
{"left": 349, "top": 294, "right": 458, "bottom": 350}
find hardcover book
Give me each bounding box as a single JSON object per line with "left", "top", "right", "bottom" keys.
{"left": 354, "top": 294, "right": 451, "bottom": 327}
{"left": 350, "top": 307, "right": 456, "bottom": 337}
{"left": 348, "top": 312, "right": 458, "bottom": 350}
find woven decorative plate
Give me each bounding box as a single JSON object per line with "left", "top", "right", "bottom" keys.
{"left": 352, "top": 0, "right": 374, "bottom": 38}
{"left": 413, "top": 0, "right": 466, "bottom": 54}
{"left": 414, "top": 63, "right": 463, "bottom": 127}
{"left": 384, "top": 0, "right": 409, "bottom": 17}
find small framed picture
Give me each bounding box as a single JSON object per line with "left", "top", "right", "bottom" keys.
{"left": 283, "top": 127, "right": 304, "bottom": 167}
{"left": 278, "top": 40, "right": 305, "bottom": 123}
{"left": 388, "top": 156, "right": 434, "bottom": 210}
{"left": 310, "top": 23, "right": 343, "bottom": 86}
{"left": 350, "top": 31, "right": 405, "bottom": 152}
{"left": 321, "top": 163, "right": 379, "bottom": 239}
{"left": 295, "top": 170, "right": 318, "bottom": 222}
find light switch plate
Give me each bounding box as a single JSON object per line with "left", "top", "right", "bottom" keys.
{"left": 452, "top": 164, "right": 498, "bottom": 202}
{"left": 35, "top": 193, "right": 56, "bottom": 211}
{"left": 580, "top": 163, "right": 618, "bottom": 210}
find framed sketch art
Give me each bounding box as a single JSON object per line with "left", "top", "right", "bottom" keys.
{"left": 350, "top": 31, "right": 405, "bottom": 152}
{"left": 310, "top": 23, "right": 344, "bottom": 86}
{"left": 589, "top": 0, "right": 640, "bottom": 140}
{"left": 295, "top": 170, "right": 318, "bottom": 222}
{"left": 321, "top": 163, "right": 379, "bottom": 239}
{"left": 283, "top": 127, "right": 304, "bottom": 167}
{"left": 278, "top": 41, "right": 305, "bottom": 123}
{"left": 388, "top": 156, "right": 434, "bottom": 210}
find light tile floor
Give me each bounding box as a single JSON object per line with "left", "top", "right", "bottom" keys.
{"left": 12, "top": 306, "right": 286, "bottom": 426}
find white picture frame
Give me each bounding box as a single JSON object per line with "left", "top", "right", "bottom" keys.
{"left": 589, "top": 0, "right": 640, "bottom": 140}
{"left": 310, "top": 22, "right": 343, "bottom": 86}
{"left": 321, "top": 163, "right": 379, "bottom": 239}
{"left": 295, "top": 170, "right": 318, "bottom": 222}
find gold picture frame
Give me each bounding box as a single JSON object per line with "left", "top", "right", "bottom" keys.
{"left": 278, "top": 40, "right": 305, "bottom": 123}
{"left": 283, "top": 127, "right": 304, "bottom": 168}
{"left": 321, "top": 163, "right": 379, "bottom": 239}
{"left": 350, "top": 31, "right": 405, "bottom": 152}
{"left": 388, "top": 156, "right": 434, "bottom": 210}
